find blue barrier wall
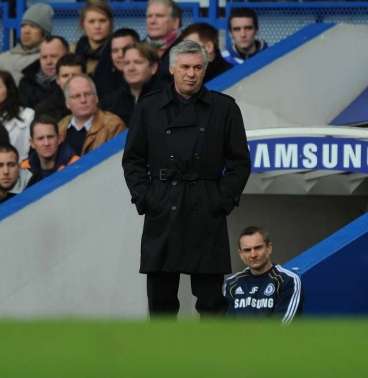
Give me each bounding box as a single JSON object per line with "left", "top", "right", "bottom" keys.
{"left": 285, "top": 213, "right": 368, "bottom": 315}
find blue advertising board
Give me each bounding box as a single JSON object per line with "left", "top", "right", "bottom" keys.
{"left": 249, "top": 136, "right": 368, "bottom": 173}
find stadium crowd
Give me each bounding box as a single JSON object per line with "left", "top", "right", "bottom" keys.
{"left": 0, "top": 0, "right": 266, "bottom": 203}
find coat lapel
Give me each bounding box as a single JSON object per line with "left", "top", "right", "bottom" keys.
{"left": 83, "top": 110, "right": 104, "bottom": 153}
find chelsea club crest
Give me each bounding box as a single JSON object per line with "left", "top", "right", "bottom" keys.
{"left": 264, "top": 283, "right": 275, "bottom": 296}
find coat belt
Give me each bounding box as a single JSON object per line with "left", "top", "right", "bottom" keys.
{"left": 150, "top": 168, "right": 220, "bottom": 182}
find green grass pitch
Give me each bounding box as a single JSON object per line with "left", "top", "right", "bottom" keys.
{"left": 0, "top": 319, "right": 367, "bottom": 377}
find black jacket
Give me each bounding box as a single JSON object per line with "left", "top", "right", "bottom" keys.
{"left": 25, "top": 142, "right": 78, "bottom": 186}
{"left": 35, "top": 86, "right": 70, "bottom": 122}
{"left": 19, "top": 60, "right": 59, "bottom": 110}
{"left": 123, "top": 85, "right": 251, "bottom": 274}
{"left": 93, "top": 37, "right": 128, "bottom": 101}
{"left": 205, "top": 48, "right": 233, "bottom": 83}
{"left": 75, "top": 35, "right": 109, "bottom": 76}
{"left": 100, "top": 75, "right": 164, "bottom": 126}
{"left": 0, "top": 123, "right": 9, "bottom": 144}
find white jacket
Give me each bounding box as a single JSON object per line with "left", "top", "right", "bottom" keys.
{"left": 3, "top": 107, "right": 35, "bottom": 161}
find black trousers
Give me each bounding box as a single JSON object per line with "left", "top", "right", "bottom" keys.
{"left": 146, "top": 272, "right": 227, "bottom": 317}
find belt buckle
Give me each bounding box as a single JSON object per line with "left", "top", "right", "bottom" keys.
{"left": 159, "top": 169, "right": 168, "bottom": 181}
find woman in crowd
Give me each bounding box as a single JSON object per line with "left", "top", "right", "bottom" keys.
{"left": 101, "top": 42, "right": 163, "bottom": 125}
{"left": 75, "top": 0, "right": 113, "bottom": 75}
{"left": 94, "top": 27, "right": 140, "bottom": 100}
{"left": 0, "top": 70, "right": 34, "bottom": 161}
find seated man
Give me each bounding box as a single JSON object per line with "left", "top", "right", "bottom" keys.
{"left": 181, "top": 23, "right": 233, "bottom": 83}
{"left": 222, "top": 8, "right": 268, "bottom": 65}
{"left": 35, "top": 53, "right": 86, "bottom": 122}
{"left": 224, "top": 226, "right": 302, "bottom": 323}
{"left": 59, "top": 74, "right": 126, "bottom": 155}
{"left": 0, "top": 3, "right": 54, "bottom": 85}
{"left": 19, "top": 35, "right": 69, "bottom": 109}
{"left": 21, "top": 116, "right": 79, "bottom": 186}
{"left": 0, "top": 143, "right": 21, "bottom": 203}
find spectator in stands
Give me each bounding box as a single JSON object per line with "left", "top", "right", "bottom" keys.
{"left": 0, "top": 122, "right": 9, "bottom": 144}
{"left": 0, "top": 70, "right": 35, "bottom": 161}
{"left": 0, "top": 143, "right": 20, "bottom": 203}
{"left": 222, "top": 8, "right": 268, "bottom": 65}
{"left": 101, "top": 42, "right": 162, "bottom": 125}
{"left": 19, "top": 36, "right": 69, "bottom": 109}
{"left": 94, "top": 28, "right": 140, "bottom": 100}
{"left": 35, "top": 54, "right": 86, "bottom": 122}
{"left": 145, "top": 0, "right": 182, "bottom": 83}
{"left": 21, "top": 116, "right": 79, "bottom": 186}
{"left": 0, "top": 3, "right": 54, "bottom": 85}
{"left": 181, "top": 23, "right": 233, "bottom": 83}
{"left": 59, "top": 74, "right": 126, "bottom": 155}
{"left": 223, "top": 226, "right": 302, "bottom": 323}
{"left": 75, "top": 0, "right": 113, "bottom": 76}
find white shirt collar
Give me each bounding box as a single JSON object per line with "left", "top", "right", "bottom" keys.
{"left": 67, "top": 116, "right": 94, "bottom": 132}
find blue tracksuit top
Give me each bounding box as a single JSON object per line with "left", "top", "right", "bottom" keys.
{"left": 223, "top": 264, "right": 302, "bottom": 323}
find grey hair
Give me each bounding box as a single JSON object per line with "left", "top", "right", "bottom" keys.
{"left": 63, "top": 73, "right": 97, "bottom": 99}
{"left": 169, "top": 40, "right": 209, "bottom": 68}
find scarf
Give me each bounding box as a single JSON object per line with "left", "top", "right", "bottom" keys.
{"left": 75, "top": 35, "right": 108, "bottom": 61}
{"left": 146, "top": 29, "right": 179, "bottom": 56}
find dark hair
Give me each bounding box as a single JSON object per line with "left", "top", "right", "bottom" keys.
{"left": 0, "top": 142, "right": 19, "bottom": 161}
{"left": 56, "top": 53, "right": 86, "bottom": 75}
{"left": 0, "top": 121, "right": 9, "bottom": 144}
{"left": 228, "top": 8, "right": 259, "bottom": 31}
{"left": 181, "top": 23, "right": 219, "bottom": 49}
{"left": 112, "top": 28, "right": 140, "bottom": 43}
{"left": 0, "top": 70, "right": 22, "bottom": 122}
{"left": 30, "top": 115, "right": 59, "bottom": 138}
{"left": 170, "top": 1, "right": 182, "bottom": 27}
{"left": 42, "top": 35, "right": 70, "bottom": 53}
{"left": 80, "top": 0, "right": 113, "bottom": 33}
{"left": 123, "top": 42, "right": 160, "bottom": 66}
{"left": 238, "top": 226, "right": 271, "bottom": 248}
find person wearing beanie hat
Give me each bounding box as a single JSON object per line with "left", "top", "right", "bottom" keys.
{"left": 0, "top": 4, "right": 54, "bottom": 85}
{"left": 22, "top": 3, "right": 54, "bottom": 37}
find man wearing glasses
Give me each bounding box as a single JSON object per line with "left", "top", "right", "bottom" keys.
{"left": 58, "top": 74, "right": 126, "bottom": 155}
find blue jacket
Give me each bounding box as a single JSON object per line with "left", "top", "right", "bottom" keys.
{"left": 222, "top": 39, "right": 268, "bottom": 65}
{"left": 224, "top": 264, "right": 302, "bottom": 323}
{"left": 23, "top": 142, "right": 79, "bottom": 186}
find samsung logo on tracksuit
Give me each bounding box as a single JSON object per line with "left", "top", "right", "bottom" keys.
{"left": 234, "top": 297, "right": 274, "bottom": 309}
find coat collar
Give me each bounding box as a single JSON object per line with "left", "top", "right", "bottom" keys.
{"left": 158, "top": 84, "right": 212, "bottom": 109}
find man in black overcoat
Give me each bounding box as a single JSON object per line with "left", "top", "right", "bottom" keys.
{"left": 122, "top": 40, "right": 251, "bottom": 317}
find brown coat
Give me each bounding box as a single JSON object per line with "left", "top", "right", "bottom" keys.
{"left": 58, "top": 109, "right": 126, "bottom": 155}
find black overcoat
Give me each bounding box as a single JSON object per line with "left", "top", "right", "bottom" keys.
{"left": 122, "top": 86, "right": 251, "bottom": 274}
